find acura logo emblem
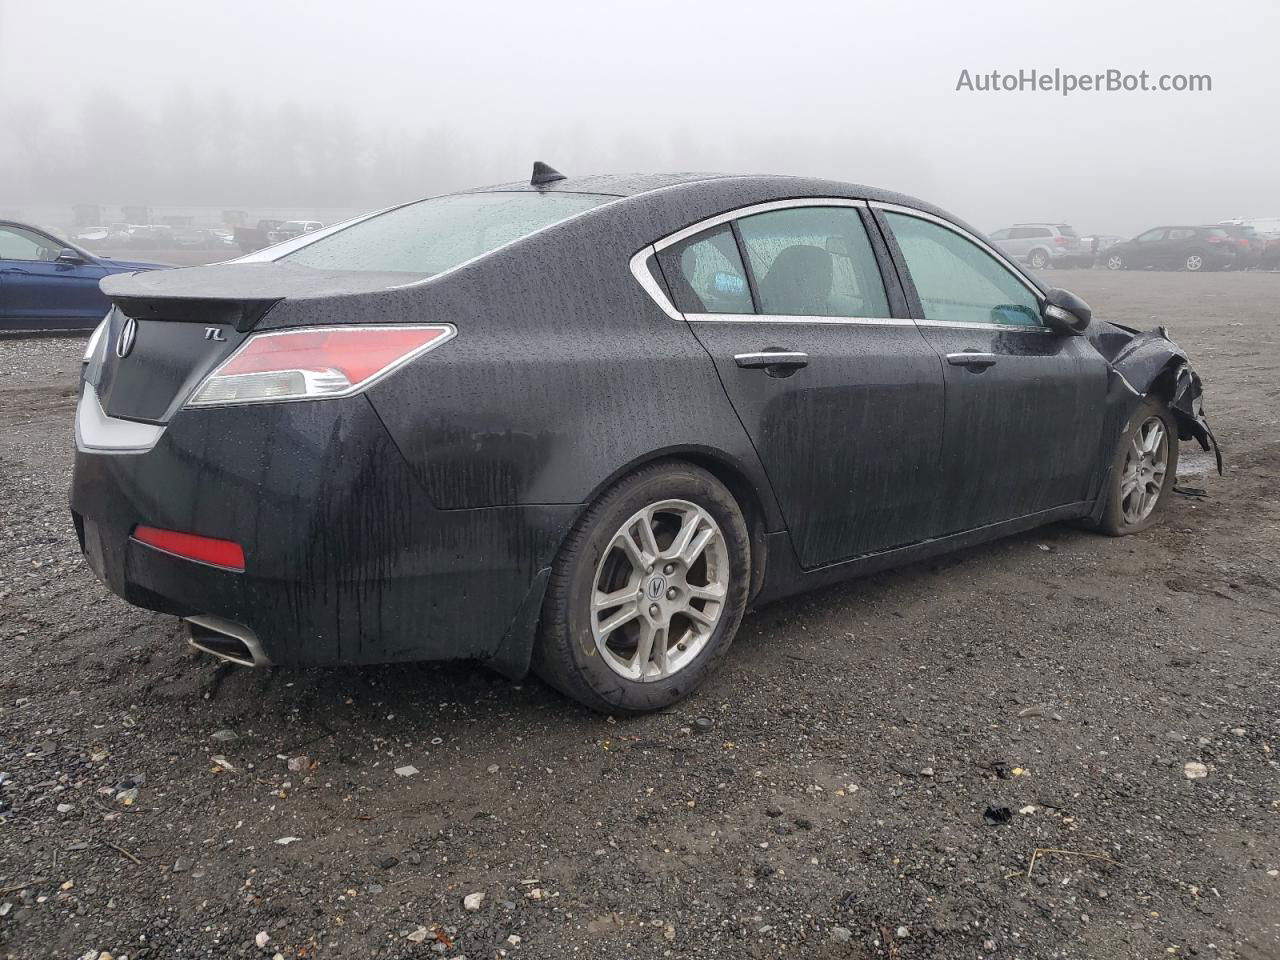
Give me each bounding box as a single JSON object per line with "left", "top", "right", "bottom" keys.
{"left": 115, "top": 316, "right": 138, "bottom": 359}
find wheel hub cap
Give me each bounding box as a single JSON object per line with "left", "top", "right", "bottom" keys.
{"left": 590, "top": 499, "right": 730, "bottom": 682}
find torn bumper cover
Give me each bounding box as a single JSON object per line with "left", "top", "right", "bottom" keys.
{"left": 1102, "top": 324, "right": 1222, "bottom": 475}
{"left": 1168, "top": 361, "right": 1223, "bottom": 474}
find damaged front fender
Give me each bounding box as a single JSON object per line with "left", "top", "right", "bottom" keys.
{"left": 1090, "top": 322, "right": 1223, "bottom": 474}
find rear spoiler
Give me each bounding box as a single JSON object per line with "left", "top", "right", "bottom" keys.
{"left": 111, "top": 296, "right": 279, "bottom": 333}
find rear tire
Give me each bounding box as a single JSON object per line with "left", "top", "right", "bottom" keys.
{"left": 1029, "top": 249, "right": 1049, "bottom": 269}
{"left": 532, "top": 462, "right": 750, "bottom": 714}
{"left": 1184, "top": 253, "right": 1205, "bottom": 272}
{"left": 1095, "top": 397, "right": 1179, "bottom": 536}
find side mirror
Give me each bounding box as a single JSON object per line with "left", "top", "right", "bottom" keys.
{"left": 1042, "top": 287, "right": 1091, "bottom": 335}
{"left": 55, "top": 248, "right": 86, "bottom": 265}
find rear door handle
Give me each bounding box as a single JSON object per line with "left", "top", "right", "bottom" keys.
{"left": 946, "top": 352, "right": 998, "bottom": 369}
{"left": 734, "top": 351, "right": 809, "bottom": 370}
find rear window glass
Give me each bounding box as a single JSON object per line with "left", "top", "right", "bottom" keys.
{"left": 1055, "top": 224, "right": 1078, "bottom": 236}
{"left": 281, "top": 192, "right": 611, "bottom": 275}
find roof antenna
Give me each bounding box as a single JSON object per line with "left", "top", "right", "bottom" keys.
{"left": 530, "top": 161, "right": 566, "bottom": 187}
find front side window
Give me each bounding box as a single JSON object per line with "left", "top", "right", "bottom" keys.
{"left": 988, "top": 228, "right": 1010, "bottom": 241}
{"left": 0, "top": 226, "right": 57, "bottom": 262}
{"left": 736, "top": 206, "right": 890, "bottom": 318}
{"left": 281, "top": 192, "right": 611, "bottom": 275}
{"left": 658, "top": 226, "right": 754, "bottom": 314}
{"left": 1135, "top": 229, "right": 1166, "bottom": 243}
{"left": 884, "top": 212, "right": 1041, "bottom": 327}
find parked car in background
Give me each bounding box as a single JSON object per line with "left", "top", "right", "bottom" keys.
{"left": 1216, "top": 224, "right": 1264, "bottom": 268}
{"left": 1079, "top": 234, "right": 1123, "bottom": 262}
{"left": 70, "top": 169, "right": 1218, "bottom": 713}
{"left": 0, "top": 220, "right": 164, "bottom": 332}
{"left": 174, "top": 227, "right": 237, "bottom": 251}
{"left": 74, "top": 223, "right": 131, "bottom": 249}
{"left": 988, "top": 223, "right": 1084, "bottom": 268}
{"left": 266, "top": 220, "right": 324, "bottom": 245}
{"left": 1103, "top": 226, "right": 1239, "bottom": 272}
{"left": 232, "top": 219, "right": 285, "bottom": 254}
{"left": 126, "top": 224, "right": 177, "bottom": 249}
{"left": 1219, "top": 217, "right": 1280, "bottom": 268}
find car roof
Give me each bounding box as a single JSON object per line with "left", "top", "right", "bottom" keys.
{"left": 459, "top": 171, "right": 981, "bottom": 236}
{"left": 466, "top": 171, "right": 940, "bottom": 210}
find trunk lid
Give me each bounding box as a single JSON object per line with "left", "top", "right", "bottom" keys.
{"left": 91, "top": 263, "right": 418, "bottom": 424}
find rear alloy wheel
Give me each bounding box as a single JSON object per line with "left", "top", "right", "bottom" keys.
{"left": 1096, "top": 397, "right": 1180, "bottom": 536}
{"left": 533, "top": 463, "right": 750, "bottom": 714}
{"left": 1029, "top": 249, "right": 1049, "bottom": 269}
{"left": 1106, "top": 254, "right": 1124, "bottom": 270}
{"left": 1185, "top": 253, "right": 1204, "bottom": 271}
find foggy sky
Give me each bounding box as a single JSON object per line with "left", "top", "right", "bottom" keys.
{"left": 2, "top": 0, "right": 1277, "bottom": 235}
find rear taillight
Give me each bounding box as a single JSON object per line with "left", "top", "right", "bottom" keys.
{"left": 186, "top": 324, "right": 454, "bottom": 407}
{"left": 132, "top": 525, "right": 245, "bottom": 571}
{"left": 1054, "top": 236, "right": 1067, "bottom": 246}
{"left": 1207, "top": 236, "right": 1223, "bottom": 244}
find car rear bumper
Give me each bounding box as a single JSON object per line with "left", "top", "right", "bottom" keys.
{"left": 69, "top": 390, "right": 577, "bottom": 674}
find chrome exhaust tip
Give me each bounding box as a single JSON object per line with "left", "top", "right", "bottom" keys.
{"left": 185, "top": 614, "right": 271, "bottom": 667}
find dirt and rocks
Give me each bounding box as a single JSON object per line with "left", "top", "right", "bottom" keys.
{"left": 1, "top": 270, "right": 1277, "bottom": 959}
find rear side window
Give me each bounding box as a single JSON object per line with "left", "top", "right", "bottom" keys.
{"left": 736, "top": 207, "right": 890, "bottom": 318}
{"left": 1168, "top": 228, "right": 1196, "bottom": 240}
{"left": 658, "top": 226, "right": 754, "bottom": 314}
{"left": 885, "top": 212, "right": 1041, "bottom": 327}
{"left": 281, "top": 192, "right": 611, "bottom": 275}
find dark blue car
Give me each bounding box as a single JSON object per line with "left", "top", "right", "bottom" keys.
{"left": 0, "top": 220, "right": 164, "bottom": 332}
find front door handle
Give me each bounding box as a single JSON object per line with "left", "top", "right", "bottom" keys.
{"left": 946, "top": 352, "right": 998, "bottom": 369}
{"left": 734, "top": 351, "right": 809, "bottom": 370}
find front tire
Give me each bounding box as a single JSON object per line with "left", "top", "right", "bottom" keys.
{"left": 1096, "top": 397, "right": 1179, "bottom": 536}
{"left": 1106, "top": 254, "right": 1125, "bottom": 270}
{"left": 533, "top": 462, "right": 750, "bottom": 714}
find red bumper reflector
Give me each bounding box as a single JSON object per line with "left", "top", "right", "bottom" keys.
{"left": 132, "top": 525, "right": 246, "bottom": 572}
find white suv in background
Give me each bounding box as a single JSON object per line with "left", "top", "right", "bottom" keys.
{"left": 989, "top": 223, "right": 1085, "bottom": 268}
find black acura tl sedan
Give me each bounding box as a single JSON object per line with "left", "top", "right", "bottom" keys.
{"left": 71, "top": 167, "right": 1220, "bottom": 714}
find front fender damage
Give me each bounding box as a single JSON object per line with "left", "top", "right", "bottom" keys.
{"left": 1100, "top": 324, "right": 1223, "bottom": 474}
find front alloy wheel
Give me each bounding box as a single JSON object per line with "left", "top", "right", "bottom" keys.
{"left": 533, "top": 462, "right": 750, "bottom": 713}
{"left": 1119, "top": 417, "right": 1169, "bottom": 524}
{"left": 1106, "top": 254, "right": 1124, "bottom": 270}
{"left": 1096, "top": 397, "right": 1179, "bottom": 536}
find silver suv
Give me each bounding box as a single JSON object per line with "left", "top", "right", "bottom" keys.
{"left": 989, "top": 223, "right": 1083, "bottom": 268}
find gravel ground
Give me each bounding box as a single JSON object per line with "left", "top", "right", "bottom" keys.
{"left": 1, "top": 270, "right": 1277, "bottom": 960}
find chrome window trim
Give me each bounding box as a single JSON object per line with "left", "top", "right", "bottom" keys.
{"left": 631, "top": 195, "right": 1052, "bottom": 333}
{"left": 628, "top": 246, "right": 683, "bottom": 322}
{"left": 651, "top": 197, "right": 869, "bottom": 254}
{"left": 914, "top": 318, "right": 1050, "bottom": 335}
{"left": 868, "top": 201, "right": 1047, "bottom": 307}
{"left": 685, "top": 313, "right": 915, "bottom": 327}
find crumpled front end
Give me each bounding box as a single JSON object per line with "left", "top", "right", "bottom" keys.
{"left": 1088, "top": 321, "right": 1223, "bottom": 474}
